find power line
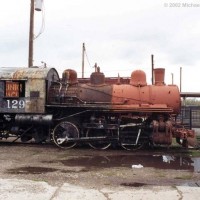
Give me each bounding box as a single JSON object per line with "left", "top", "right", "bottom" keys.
{"left": 34, "top": 1, "right": 45, "bottom": 40}
{"left": 84, "top": 45, "right": 92, "bottom": 68}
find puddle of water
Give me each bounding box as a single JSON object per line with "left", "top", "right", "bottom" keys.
{"left": 121, "top": 182, "right": 148, "bottom": 187}
{"left": 60, "top": 155, "right": 200, "bottom": 172}
{"left": 7, "top": 167, "right": 57, "bottom": 174}
{"left": 7, "top": 166, "right": 89, "bottom": 175}
{"left": 60, "top": 169, "right": 89, "bottom": 173}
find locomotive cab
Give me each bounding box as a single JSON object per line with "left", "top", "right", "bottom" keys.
{"left": 0, "top": 67, "right": 59, "bottom": 142}
{"left": 0, "top": 67, "right": 59, "bottom": 113}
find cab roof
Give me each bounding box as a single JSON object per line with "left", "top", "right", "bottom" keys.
{"left": 0, "top": 67, "right": 60, "bottom": 81}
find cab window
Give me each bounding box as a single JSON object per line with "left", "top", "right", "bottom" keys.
{"left": 4, "top": 81, "right": 25, "bottom": 98}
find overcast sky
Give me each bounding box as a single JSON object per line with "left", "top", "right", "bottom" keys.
{"left": 0, "top": 0, "right": 200, "bottom": 92}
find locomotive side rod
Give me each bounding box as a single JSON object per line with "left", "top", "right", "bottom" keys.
{"left": 57, "top": 134, "right": 148, "bottom": 144}
{"left": 57, "top": 136, "right": 119, "bottom": 144}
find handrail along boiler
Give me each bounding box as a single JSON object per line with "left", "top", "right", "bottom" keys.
{"left": 0, "top": 66, "right": 196, "bottom": 149}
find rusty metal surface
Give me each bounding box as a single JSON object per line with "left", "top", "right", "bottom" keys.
{"left": 150, "top": 85, "right": 180, "bottom": 114}
{"left": 0, "top": 67, "right": 59, "bottom": 80}
{"left": 48, "top": 78, "right": 180, "bottom": 114}
{"left": 78, "top": 84, "right": 112, "bottom": 103}
{"left": 111, "top": 84, "right": 180, "bottom": 114}
{"left": 152, "top": 116, "right": 173, "bottom": 145}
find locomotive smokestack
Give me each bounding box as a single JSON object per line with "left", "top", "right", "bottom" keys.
{"left": 154, "top": 68, "right": 165, "bottom": 85}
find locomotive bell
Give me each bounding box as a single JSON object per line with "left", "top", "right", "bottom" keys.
{"left": 90, "top": 67, "right": 105, "bottom": 85}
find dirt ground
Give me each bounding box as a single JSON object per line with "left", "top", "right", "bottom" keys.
{"left": 0, "top": 142, "right": 200, "bottom": 190}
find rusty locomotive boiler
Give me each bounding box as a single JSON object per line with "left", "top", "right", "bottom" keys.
{"left": 0, "top": 66, "right": 196, "bottom": 150}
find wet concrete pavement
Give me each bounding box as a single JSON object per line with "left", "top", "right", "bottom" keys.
{"left": 1, "top": 178, "right": 200, "bottom": 200}
{"left": 0, "top": 143, "right": 200, "bottom": 199}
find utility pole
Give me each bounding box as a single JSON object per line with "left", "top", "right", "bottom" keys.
{"left": 28, "top": 0, "right": 43, "bottom": 68}
{"left": 82, "top": 43, "right": 85, "bottom": 78}
{"left": 28, "top": 0, "right": 34, "bottom": 68}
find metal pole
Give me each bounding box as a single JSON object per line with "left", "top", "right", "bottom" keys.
{"left": 28, "top": 0, "right": 34, "bottom": 68}
{"left": 82, "top": 43, "right": 85, "bottom": 78}
{"left": 180, "top": 67, "right": 182, "bottom": 92}
{"left": 151, "top": 55, "right": 154, "bottom": 84}
{"left": 189, "top": 108, "right": 192, "bottom": 130}
{"left": 171, "top": 73, "right": 174, "bottom": 84}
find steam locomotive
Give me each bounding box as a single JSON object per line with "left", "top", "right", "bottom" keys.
{"left": 0, "top": 66, "right": 196, "bottom": 150}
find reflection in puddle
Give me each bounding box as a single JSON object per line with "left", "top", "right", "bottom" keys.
{"left": 162, "top": 155, "right": 175, "bottom": 163}
{"left": 60, "top": 155, "right": 200, "bottom": 172}
{"left": 191, "top": 158, "right": 200, "bottom": 173}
